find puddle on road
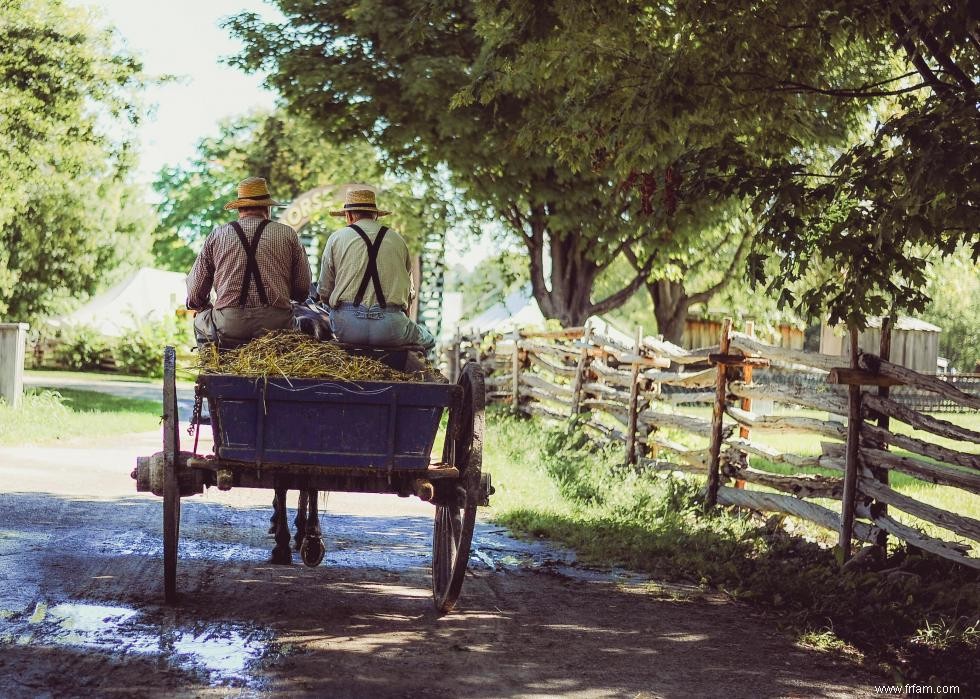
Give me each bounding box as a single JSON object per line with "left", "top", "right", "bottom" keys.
{"left": 0, "top": 600, "right": 273, "bottom": 686}
{"left": 100, "top": 516, "right": 643, "bottom": 589}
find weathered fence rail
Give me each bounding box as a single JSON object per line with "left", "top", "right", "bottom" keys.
{"left": 447, "top": 321, "right": 980, "bottom": 571}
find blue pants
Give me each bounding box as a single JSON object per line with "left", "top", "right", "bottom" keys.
{"left": 329, "top": 303, "right": 435, "bottom": 350}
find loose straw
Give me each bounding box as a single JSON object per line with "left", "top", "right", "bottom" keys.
{"left": 196, "top": 331, "right": 431, "bottom": 383}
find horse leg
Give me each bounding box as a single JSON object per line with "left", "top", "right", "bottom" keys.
{"left": 268, "top": 494, "right": 277, "bottom": 535}
{"left": 307, "top": 490, "right": 321, "bottom": 539}
{"left": 294, "top": 489, "right": 308, "bottom": 551}
{"left": 269, "top": 485, "right": 292, "bottom": 565}
{"left": 300, "top": 489, "right": 325, "bottom": 567}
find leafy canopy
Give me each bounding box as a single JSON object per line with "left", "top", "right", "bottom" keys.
{"left": 225, "top": 1, "right": 672, "bottom": 326}
{"left": 457, "top": 0, "right": 979, "bottom": 327}
{"left": 0, "top": 0, "right": 152, "bottom": 321}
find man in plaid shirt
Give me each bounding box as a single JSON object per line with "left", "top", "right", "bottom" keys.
{"left": 186, "top": 177, "right": 311, "bottom": 347}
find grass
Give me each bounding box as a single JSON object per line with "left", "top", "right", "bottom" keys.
{"left": 0, "top": 388, "right": 162, "bottom": 446}
{"left": 481, "top": 407, "right": 980, "bottom": 689}
{"left": 658, "top": 404, "right": 980, "bottom": 547}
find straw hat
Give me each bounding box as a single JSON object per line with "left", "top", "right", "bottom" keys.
{"left": 223, "top": 177, "right": 284, "bottom": 210}
{"left": 329, "top": 189, "right": 391, "bottom": 217}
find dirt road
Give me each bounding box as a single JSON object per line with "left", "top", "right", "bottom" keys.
{"left": 0, "top": 427, "right": 883, "bottom": 698}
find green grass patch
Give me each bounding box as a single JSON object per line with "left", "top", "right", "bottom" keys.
{"left": 0, "top": 389, "right": 162, "bottom": 446}
{"left": 482, "top": 407, "right": 980, "bottom": 689}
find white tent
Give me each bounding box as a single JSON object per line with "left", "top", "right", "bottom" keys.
{"left": 461, "top": 287, "right": 546, "bottom": 334}
{"left": 49, "top": 267, "right": 188, "bottom": 337}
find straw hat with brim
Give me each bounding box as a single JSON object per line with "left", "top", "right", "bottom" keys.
{"left": 223, "top": 177, "right": 285, "bottom": 210}
{"left": 330, "top": 189, "right": 391, "bottom": 217}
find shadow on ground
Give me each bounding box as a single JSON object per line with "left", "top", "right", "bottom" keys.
{"left": 0, "top": 492, "right": 880, "bottom": 698}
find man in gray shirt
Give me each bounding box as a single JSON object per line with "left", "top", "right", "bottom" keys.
{"left": 187, "top": 177, "right": 311, "bottom": 347}
{"left": 317, "top": 189, "right": 434, "bottom": 349}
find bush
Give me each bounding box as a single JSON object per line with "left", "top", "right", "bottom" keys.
{"left": 112, "top": 315, "right": 193, "bottom": 378}
{"left": 56, "top": 325, "right": 110, "bottom": 371}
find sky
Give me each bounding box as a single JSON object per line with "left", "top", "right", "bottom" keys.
{"left": 83, "top": 0, "right": 486, "bottom": 272}
{"left": 84, "top": 0, "right": 282, "bottom": 185}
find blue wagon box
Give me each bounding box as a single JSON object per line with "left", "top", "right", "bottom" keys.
{"left": 200, "top": 375, "right": 460, "bottom": 470}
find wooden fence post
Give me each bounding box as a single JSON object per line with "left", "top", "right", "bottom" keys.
{"left": 625, "top": 326, "right": 643, "bottom": 466}
{"left": 735, "top": 320, "right": 755, "bottom": 489}
{"left": 872, "top": 316, "right": 893, "bottom": 548}
{"left": 570, "top": 325, "right": 594, "bottom": 416}
{"left": 0, "top": 323, "right": 29, "bottom": 408}
{"left": 839, "top": 326, "right": 863, "bottom": 562}
{"left": 510, "top": 329, "right": 521, "bottom": 412}
{"left": 447, "top": 328, "right": 461, "bottom": 383}
{"left": 705, "top": 317, "right": 733, "bottom": 510}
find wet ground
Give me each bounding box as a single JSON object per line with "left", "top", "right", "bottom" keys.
{"left": 0, "top": 423, "right": 885, "bottom": 697}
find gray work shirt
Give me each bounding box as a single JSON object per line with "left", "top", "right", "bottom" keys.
{"left": 317, "top": 218, "right": 414, "bottom": 309}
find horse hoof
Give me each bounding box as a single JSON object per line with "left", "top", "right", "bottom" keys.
{"left": 269, "top": 546, "right": 293, "bottom": 565}
{"left": 300, "top": 536, "right": 325, "bottom": 568}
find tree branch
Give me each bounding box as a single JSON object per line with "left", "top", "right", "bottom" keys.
{"left": 686, "top": 229, "right": 754, "bottom": 306}
{"left": 525, "top": 205, "right": 553, "bottom": 316}
{"left": 504, "top": 204, "right": 530, "bottom": 247}
{"left": 607, "top": 227, "right": 650, "bottom": 264}
{"left": 915, "top": 25, "right": 976, "bottom": 92}
{"left": 588, "top": 251, "right": 656, "bottom": 317}
{"left": 769, "top": 80, "right": 934, "bottom": 98}
{"left": 890, "top": 12, "right": 952, "bottom": 95}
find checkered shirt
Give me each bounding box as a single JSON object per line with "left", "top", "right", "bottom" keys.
{"left": 186, "top": 217, "right": 312, "bottom": 311}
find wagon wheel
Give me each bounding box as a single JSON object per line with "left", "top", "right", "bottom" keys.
{"left": 162, "top": 346, "right": 181, "bottom": 604}
{"left": 432, "top": 362, "right": 484, "bottom": 613}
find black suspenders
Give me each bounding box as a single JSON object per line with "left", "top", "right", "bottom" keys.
{"left": 349, "top": 223, "right": 390, "bottom": 307}
{"left": 230, "top": 219, "right": 271, "bottom": 307}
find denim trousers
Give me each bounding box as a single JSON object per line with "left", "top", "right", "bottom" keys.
{"left": 329, "top": 303, "right": 435, "bottom": 349}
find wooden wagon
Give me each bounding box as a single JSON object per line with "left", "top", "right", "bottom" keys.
{"left": 134, "top": 346, "right": 491, "bottom": 613}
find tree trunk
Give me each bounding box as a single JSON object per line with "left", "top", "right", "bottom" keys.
{"left": 524, "top": 221, "right": 650, "bottom": 328}
{"left": 649, "top": 279, "right": 689, "bottom": 345}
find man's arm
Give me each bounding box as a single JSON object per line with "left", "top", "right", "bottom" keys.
{"left": 185, "top": 233, "right": 216, "bottom": 311}
{"left": 289, "top": 232, "right": 312, "bottom": 302}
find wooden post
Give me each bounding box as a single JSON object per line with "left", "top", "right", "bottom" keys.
{"left": 625, "top": 326, "right": 644, "bottom": 466}
{"left": 705, "top": 317, "right": 733, "bottom": 510}
{"left": 510, "top": 329, "right": 521, "bottom": 412}
{"left": 570, "top": 325, "right": 594, "bottom": 416}
{"left": 0, "top": 323, "right": 29, "bottom": 408}
{"left": 839, "top": 326, "right": 863, "bottom": 563}
{"left": 872, "top": 316, "right": 893, "bottom": 548}
{"left": 735, "top": 320, "right": 754, "bottom": 489}
{"left": 447, "top": 328, "right": 460, "bottom": 383}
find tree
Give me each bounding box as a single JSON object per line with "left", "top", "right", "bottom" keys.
{"left": 919, "top": 249, "right": 980, "bottom": 372}
{"left": 152, "top": 109, "right": 454, "bottom": 271}
{"left": 451, "top": 1, "right": 897, "bottom": 334}
{"left": 0, "top": 0, "right": 152, "bottom": 321}
{"left": 225, "top": 2, "right": 659, "bottom": 326}
{"left": 744, "top": 1, "right": 979, "bottom": 326}
{"left": 457, "top": 0, "right": 978, "bottom": 328}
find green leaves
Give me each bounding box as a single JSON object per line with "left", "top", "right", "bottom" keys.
{"left": 0, "top": 0, "right": 151, "bottom": 322}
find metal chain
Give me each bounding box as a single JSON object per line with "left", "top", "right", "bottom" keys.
{"left": 187, "top": 388, "right": 203, "bottom": 436}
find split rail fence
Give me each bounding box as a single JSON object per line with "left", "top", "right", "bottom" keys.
{"left": 445, "top": 322, "right": 980, "bottom": 570}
